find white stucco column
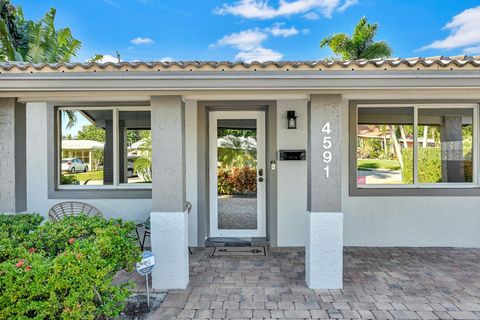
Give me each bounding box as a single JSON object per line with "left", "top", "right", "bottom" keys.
{"left": 306, "top": 94, "right": 343, "bottom": 289}
{"left": 0, "top": 98, "right": 26, "bottom": 213}
{"left": 150, "top": 96, "right": 189, "bottom": 289}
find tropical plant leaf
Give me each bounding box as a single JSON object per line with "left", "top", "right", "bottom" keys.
{"left": 320, "top": 16, "right": 392, "bottom": 60}
{"left": 89, "top": 54, "right": 104, "bottom": 63}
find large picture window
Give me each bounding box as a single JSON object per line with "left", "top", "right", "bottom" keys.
{"left": 356, "top": 104, "right": 477, "bottom": 188}
{"left": 57, "top": 107, "right": 152, "bottom": 188}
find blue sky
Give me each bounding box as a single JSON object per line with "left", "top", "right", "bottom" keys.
{"left": 15, "top": 0, "right": 480, "bottom": 62}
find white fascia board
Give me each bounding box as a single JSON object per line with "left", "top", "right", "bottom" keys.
{"left": 1, "top": 71, "right": 480, "bottom": 92}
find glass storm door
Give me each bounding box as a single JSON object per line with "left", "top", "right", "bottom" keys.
{"left": 209, "top": 111, "right": 266, "bottom": 238}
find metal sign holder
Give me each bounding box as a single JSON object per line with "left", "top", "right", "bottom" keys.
{"left": 136, "top": 251, "right": 156, "bottom": 308}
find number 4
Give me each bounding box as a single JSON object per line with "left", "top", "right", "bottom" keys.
{"left": 322, "top": 122, "right": 331, "bottom": 134}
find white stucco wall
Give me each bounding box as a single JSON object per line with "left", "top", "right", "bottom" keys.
{"left": 25, "top": 102, "right": 152, "bottom": 222}
{"left": 340, "top": 95, "right": 480, "bottom": 248}
{"left": 23, "top": 92, "right": 480, "bottom": 248}
{"left": 276, "top": 99, "right": 308, "bottom": 246}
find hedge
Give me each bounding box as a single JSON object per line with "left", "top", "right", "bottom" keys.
{"left": 0, "top": 214, "right": 141, "bottom": 320}
{"left": 217, "top": 167, "right": 257, "bottom": 195}
{"left": 402, "top": 148, "right": 472, "bottom": 183}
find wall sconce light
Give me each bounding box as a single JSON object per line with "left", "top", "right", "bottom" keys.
{"left": 287, "top": 110, "right": 297, "bottom": 129}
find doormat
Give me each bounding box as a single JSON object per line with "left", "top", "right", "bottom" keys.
{"left": 211, "top": 246, "right": 267, "bottom": 257}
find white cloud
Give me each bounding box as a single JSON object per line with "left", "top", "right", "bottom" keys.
{"left": 131, "top": 37, "right": 155, "bottom": 45}
{"left": 215, "top": 0, "right": 345, "bottom": 19}
{"left": 463, "top": 46, "right": 480, "bottom": 55}
{"left": 217, "top": 29, "right": 268, "bottom": 50}
{"left": 215, "top": 26, "right": 293, "bottom": 62}
{"left": 159, "top": 57, "right": 175, "bottom": 62}
{"left": 337, "top": 0, "right": 358, "bottom": 12}
{"left": 421, "top": 6, "right": 480, "bottom": 51}
{"left": 266, "top": 23, "right": 299, "bottom": 37}
{"left": 97, "top": 54, "right": 120, "bottom": 63}
{"left": 235, "top": 47, "right": 283, "bottom": 62}
{"left": 214, "top": 23, "right": 304, "bottom": 62}
{"left": 303, "top": 12, "right": 320, "bottom": 20}
{"left": 102, "top": 0, "right": 119, "bottom": 8}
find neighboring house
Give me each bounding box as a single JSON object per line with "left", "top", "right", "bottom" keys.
{"left": 357, "top": 125, "right": 434, "bottom": 147}
{"left": 1, "top": 56, "right": 480, "bottom": 291}
{"left": 128, "top": 139, "right": 149, "bottom": 157}
{"left": 61, "top": 139, "right": 105, "bottom": 170}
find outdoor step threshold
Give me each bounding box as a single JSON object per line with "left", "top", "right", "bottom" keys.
{"left": 205, "top": 237, "right": 269, "bottom": 247}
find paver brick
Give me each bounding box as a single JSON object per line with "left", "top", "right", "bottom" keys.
{"left": 148, "top": 248, "right": 480, "bottom": 320}
{"left": 446, "top": 311, "right": 479, "bottom": 319}
{"left": 284, "top": 309, "right": 311, "bottom": 318}
{"left": 226, "top": 309, "right": 254, "bottom": 318}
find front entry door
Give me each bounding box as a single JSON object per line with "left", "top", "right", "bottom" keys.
{"left": 209, "top": 111, "right": 266, "bottom": 238}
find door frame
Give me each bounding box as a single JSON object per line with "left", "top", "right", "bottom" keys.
{"left": 208, "top": 110, "right": 267, "bottom": 238}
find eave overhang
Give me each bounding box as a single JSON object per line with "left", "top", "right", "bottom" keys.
{"left": 1, "top": 71, "right": 480, "bottom": 92}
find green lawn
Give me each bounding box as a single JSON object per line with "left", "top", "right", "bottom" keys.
{"left": 70, "top": 170, "right": 103, "bottom": 181}
{"left": 357, "top": 159, "right": 401, "bottom": 171}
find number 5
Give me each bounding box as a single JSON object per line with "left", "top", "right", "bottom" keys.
{"left": 323, "top": 136, "right": 332, "bottom": 149}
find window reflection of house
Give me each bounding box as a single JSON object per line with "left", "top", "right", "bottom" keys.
{"left": 129, "top": 139, "right": 150, "bottom": 157}
{"left": 357, "top": 125, "right": 435, "bottom": 148}
{"left": 61, "top": 140, "right": 105, "bottom": 170}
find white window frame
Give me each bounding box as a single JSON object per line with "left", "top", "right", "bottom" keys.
{"left": 57, "top": 106, "right": 152, "bottom": 190}
{"left": 356, "top": 103, "right": 479, "bottom": 189}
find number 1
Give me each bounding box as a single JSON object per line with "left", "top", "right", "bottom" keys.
{"left": 323, "top": 165, "right": 330, "bottom": 178}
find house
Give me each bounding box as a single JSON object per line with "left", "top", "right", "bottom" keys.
{"left": 61, "top": 139, "right": 105, "bottom": 170}
{"left": 1, "top": 56, "right": 480, "bottom": 290}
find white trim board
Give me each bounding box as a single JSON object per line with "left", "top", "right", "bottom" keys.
{"left": 208, "top": 111, "right": 266, "bottom": 238}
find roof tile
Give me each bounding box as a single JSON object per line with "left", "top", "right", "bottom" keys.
{"left": 0, "top": 56, "right": 479, "bottom": 73}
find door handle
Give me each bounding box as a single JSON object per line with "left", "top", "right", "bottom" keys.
{"left": 258, "top": 169, "right": 263, "bottom": 177}
{"left": 259, "top": 177, "right": 264, "bottom": 182}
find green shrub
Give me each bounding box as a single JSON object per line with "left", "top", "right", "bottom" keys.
{"left": 0, "top": 213, "right": 43, "bottom": 242}
{"left": 0, "top": 214, "right": 141, "bottom": 320}
{"left": 217, "top": 167, "right": 257, "bottom": 195}
{"left": 465, "top": 160, "right": 473, "bottom": 182}
{"left": 402, "top": 148, "right": 472, "bottom": 183}
{"left": 60, "top": 174, "right": 80, "bottom": 185}
{"left": 402, "top": 148, "right": 442, "bottom": 183}
{"left": 218, "top": 168, "right": 234, "bottom": 195}
{"left": 229, "top": 167, "right": 257, "bottom": 194}
{"left": 0, "top": 214, "right": 43, "bottom": 262}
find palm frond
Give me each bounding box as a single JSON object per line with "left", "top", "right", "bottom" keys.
{"left": 64, "top": 110, "right": 78, "bottom": 129}
{"left": 320, "top": 16, "right": 392, "bottom": 61}
{"left": 362, "top": 41, "right": 393, "bottom": 59}
{"left": 89, "top": 54, "right": 104, "bottom": 63}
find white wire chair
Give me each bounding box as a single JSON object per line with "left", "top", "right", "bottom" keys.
{"left": 48, "top": 201, "right": 103, "bottom": 222}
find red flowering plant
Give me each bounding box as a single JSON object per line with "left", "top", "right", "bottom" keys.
{"left": 0, "top": 214, "right": 141, "bottom": 319}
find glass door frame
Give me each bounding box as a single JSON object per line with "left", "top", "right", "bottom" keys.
{"left": 208, "top": 111, "right": 267, "bottom": 238}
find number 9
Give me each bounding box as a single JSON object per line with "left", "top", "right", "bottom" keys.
{"left": 323, "top": 151, "right": 332, "bottom": 163}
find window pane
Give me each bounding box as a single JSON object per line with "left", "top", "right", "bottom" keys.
{"left": 59, "top": 109, "right": 113, "bottom": 186}
{"left": 418, "top": 108, "right": 474, "bottom": 183}
{"left": 357, "top": 107, "right": 414, "bottom": 185}
{"left": 119, "top": 111, "right": 152, "bottom": 184}
{"left": 217, "top": 120, "right": 258, "bottom": 230}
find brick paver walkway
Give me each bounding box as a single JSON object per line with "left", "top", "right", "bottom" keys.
{"left": 149, "top": 247, "right": 480, "bottom": 319}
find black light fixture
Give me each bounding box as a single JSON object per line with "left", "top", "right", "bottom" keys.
{"left": 287, "top": 110, "right": 297, "bottom": 129}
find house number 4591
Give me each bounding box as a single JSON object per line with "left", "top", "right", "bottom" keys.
{"left": 322, "top": 122, "right": 332, "bottom": 178}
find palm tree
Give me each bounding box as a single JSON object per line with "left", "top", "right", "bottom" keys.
{"left": 320, "top": 17, "right": 392, "bottom": 60}
{"left": 133, "top": 136, "right": 153, "bottom": 183}
{"left": 1, "top": 1, "right": 107, "bottom": 127}
{"left": 0, "top": 5, "right": 81, "bottom": 63}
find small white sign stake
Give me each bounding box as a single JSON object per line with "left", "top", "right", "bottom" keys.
{"left": 136, "top": 251, "right": 156, "bottom": 308}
